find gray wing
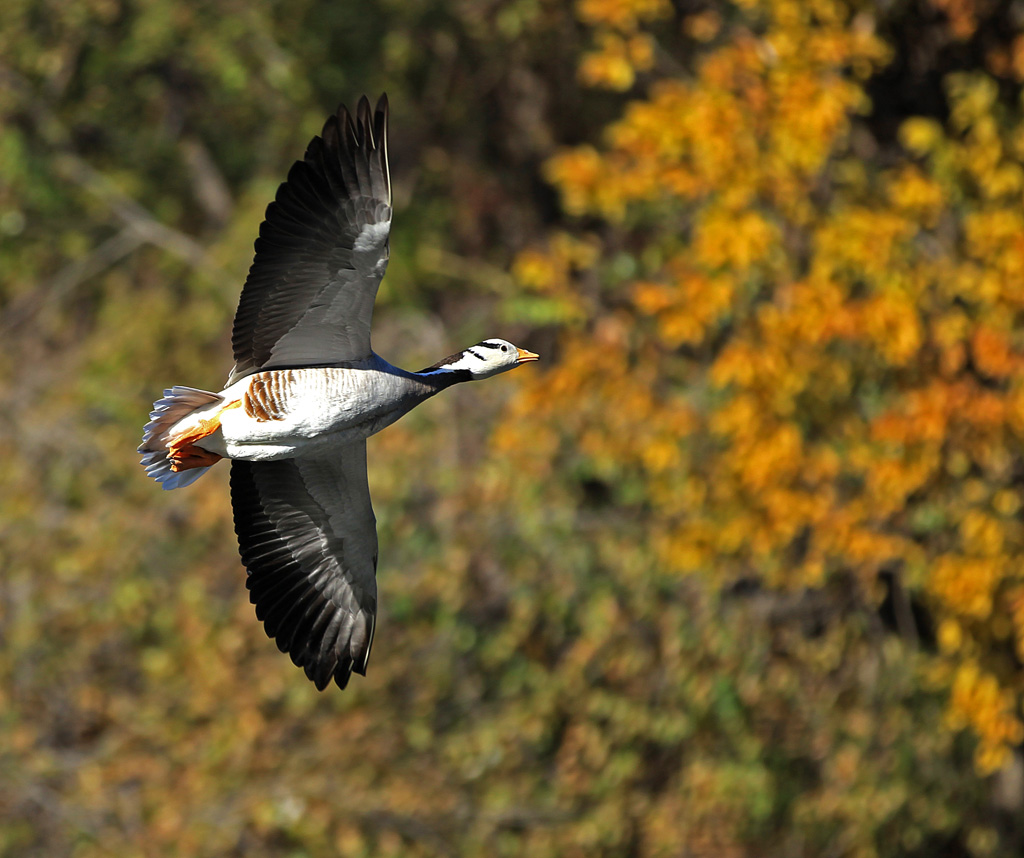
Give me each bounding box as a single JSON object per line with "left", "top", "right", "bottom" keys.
{"left": 230, "top": 447, "right": 378, "bottom": 690}
{"left": 227, "top": 94, "right": 391, "bottom": 386}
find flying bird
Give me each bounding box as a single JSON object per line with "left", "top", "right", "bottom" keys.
{"left": 139, "top": 95, "right": 537, "bottom": 690}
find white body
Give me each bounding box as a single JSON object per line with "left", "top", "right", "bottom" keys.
{"left": 175, "top": 359, "right": 435, "bottom": 462}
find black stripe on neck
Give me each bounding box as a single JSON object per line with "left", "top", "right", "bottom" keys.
{"left": 416, "top": 366, "right": 473, "bottom": 387}
{"left": 422, "top": 349, "right": 469, "bottom": 370}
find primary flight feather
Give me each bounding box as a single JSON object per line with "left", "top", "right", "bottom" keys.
{"left": 139, "top": 95, "right": 537, "bottom": 690}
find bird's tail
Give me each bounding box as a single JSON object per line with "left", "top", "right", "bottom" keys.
{"left": 139, "top": 386, "right": 223, "bottom": 490}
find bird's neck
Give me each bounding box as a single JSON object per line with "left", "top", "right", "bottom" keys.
{"left": 412, "top": 348, "right": 480, "bottom": 390}
{"left": 412, "top": 364, "right": 474, "bottom": 391}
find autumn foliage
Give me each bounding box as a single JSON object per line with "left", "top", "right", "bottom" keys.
{"left": 3, "top": 0, "right": 1024, "bottom": 855}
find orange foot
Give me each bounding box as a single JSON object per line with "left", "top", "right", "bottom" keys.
{"left": 169, "top": 444, "right": 223, "bottom": 472}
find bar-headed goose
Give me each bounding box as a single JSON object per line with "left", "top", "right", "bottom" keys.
{"left": 139, "top": 95, "right": 537, "bottom": 690}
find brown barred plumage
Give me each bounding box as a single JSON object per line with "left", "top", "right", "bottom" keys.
{"left": 244, "top": 371, "right": 293, "bottom": 422}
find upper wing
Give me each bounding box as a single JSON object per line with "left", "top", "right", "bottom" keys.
{"left": 227, "top": 95, "right": 391, "bottom": 386}
{"left": 230, "top": 447, "right": 379, "bottom": 690}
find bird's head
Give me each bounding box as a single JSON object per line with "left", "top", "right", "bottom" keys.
{"left": 432, "top": 338, "right": 539, "bottom": 380}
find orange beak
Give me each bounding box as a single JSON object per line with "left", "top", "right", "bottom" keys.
{"left": 516, "top": 347, "right": 539, "bottom": 363}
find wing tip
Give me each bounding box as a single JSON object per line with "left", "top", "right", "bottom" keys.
{"left": 303, "top": 655, "right": 357, "bottom": 692}
{"left": 334, "top": 663, "right": 355, "bottom": 689}
{"left": 322, "top": 93, "right": 388, "bottom": 152}
{"left": 291, "top": 619, "right": 372, "bottom": 692}
{"left": 356, "top": 94, "right": 372, "bottom": 131}
{"left": 373, "top": 93, "right": 388, "bottom": 140}
{"left": 375, "top": 94, "right": 390, "bottom": 206}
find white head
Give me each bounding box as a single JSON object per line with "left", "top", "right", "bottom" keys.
{"left": 427, "top": 338, "right": 539, "bottom": 380}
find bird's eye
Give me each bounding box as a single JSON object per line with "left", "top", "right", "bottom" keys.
{"left": 501, "top": 345, "right": 509, "bottom": 352}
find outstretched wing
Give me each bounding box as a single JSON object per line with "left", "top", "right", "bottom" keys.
{"left": 227, "top": 94, "right": 391, "bottom": 386}
{"left": 230, "top": 447, "right": 379, "bottom": 690}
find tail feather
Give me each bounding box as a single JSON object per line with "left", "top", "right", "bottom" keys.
{"left": 139, "top": 386, "right": 223, "bottom": 490}
{"left": 140, "top": 450, "right": 214, "bottom": 490}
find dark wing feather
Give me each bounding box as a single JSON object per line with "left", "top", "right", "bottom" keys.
{"left": 230, "top": 448, "right": 379, "bottom": 690}
{"left": 227, "top": 95, "right": 391, "bottom": 386}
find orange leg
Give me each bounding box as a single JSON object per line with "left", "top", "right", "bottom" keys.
{"left": 166, "top": 399, "right": 240, "bottom": 472}
{"left": 169, "top": 444, "right": 223, "bottom": 472}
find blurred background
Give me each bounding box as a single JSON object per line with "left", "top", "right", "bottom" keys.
{"left": 3, "top": 0, "right": 1024, "bottom": 855}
